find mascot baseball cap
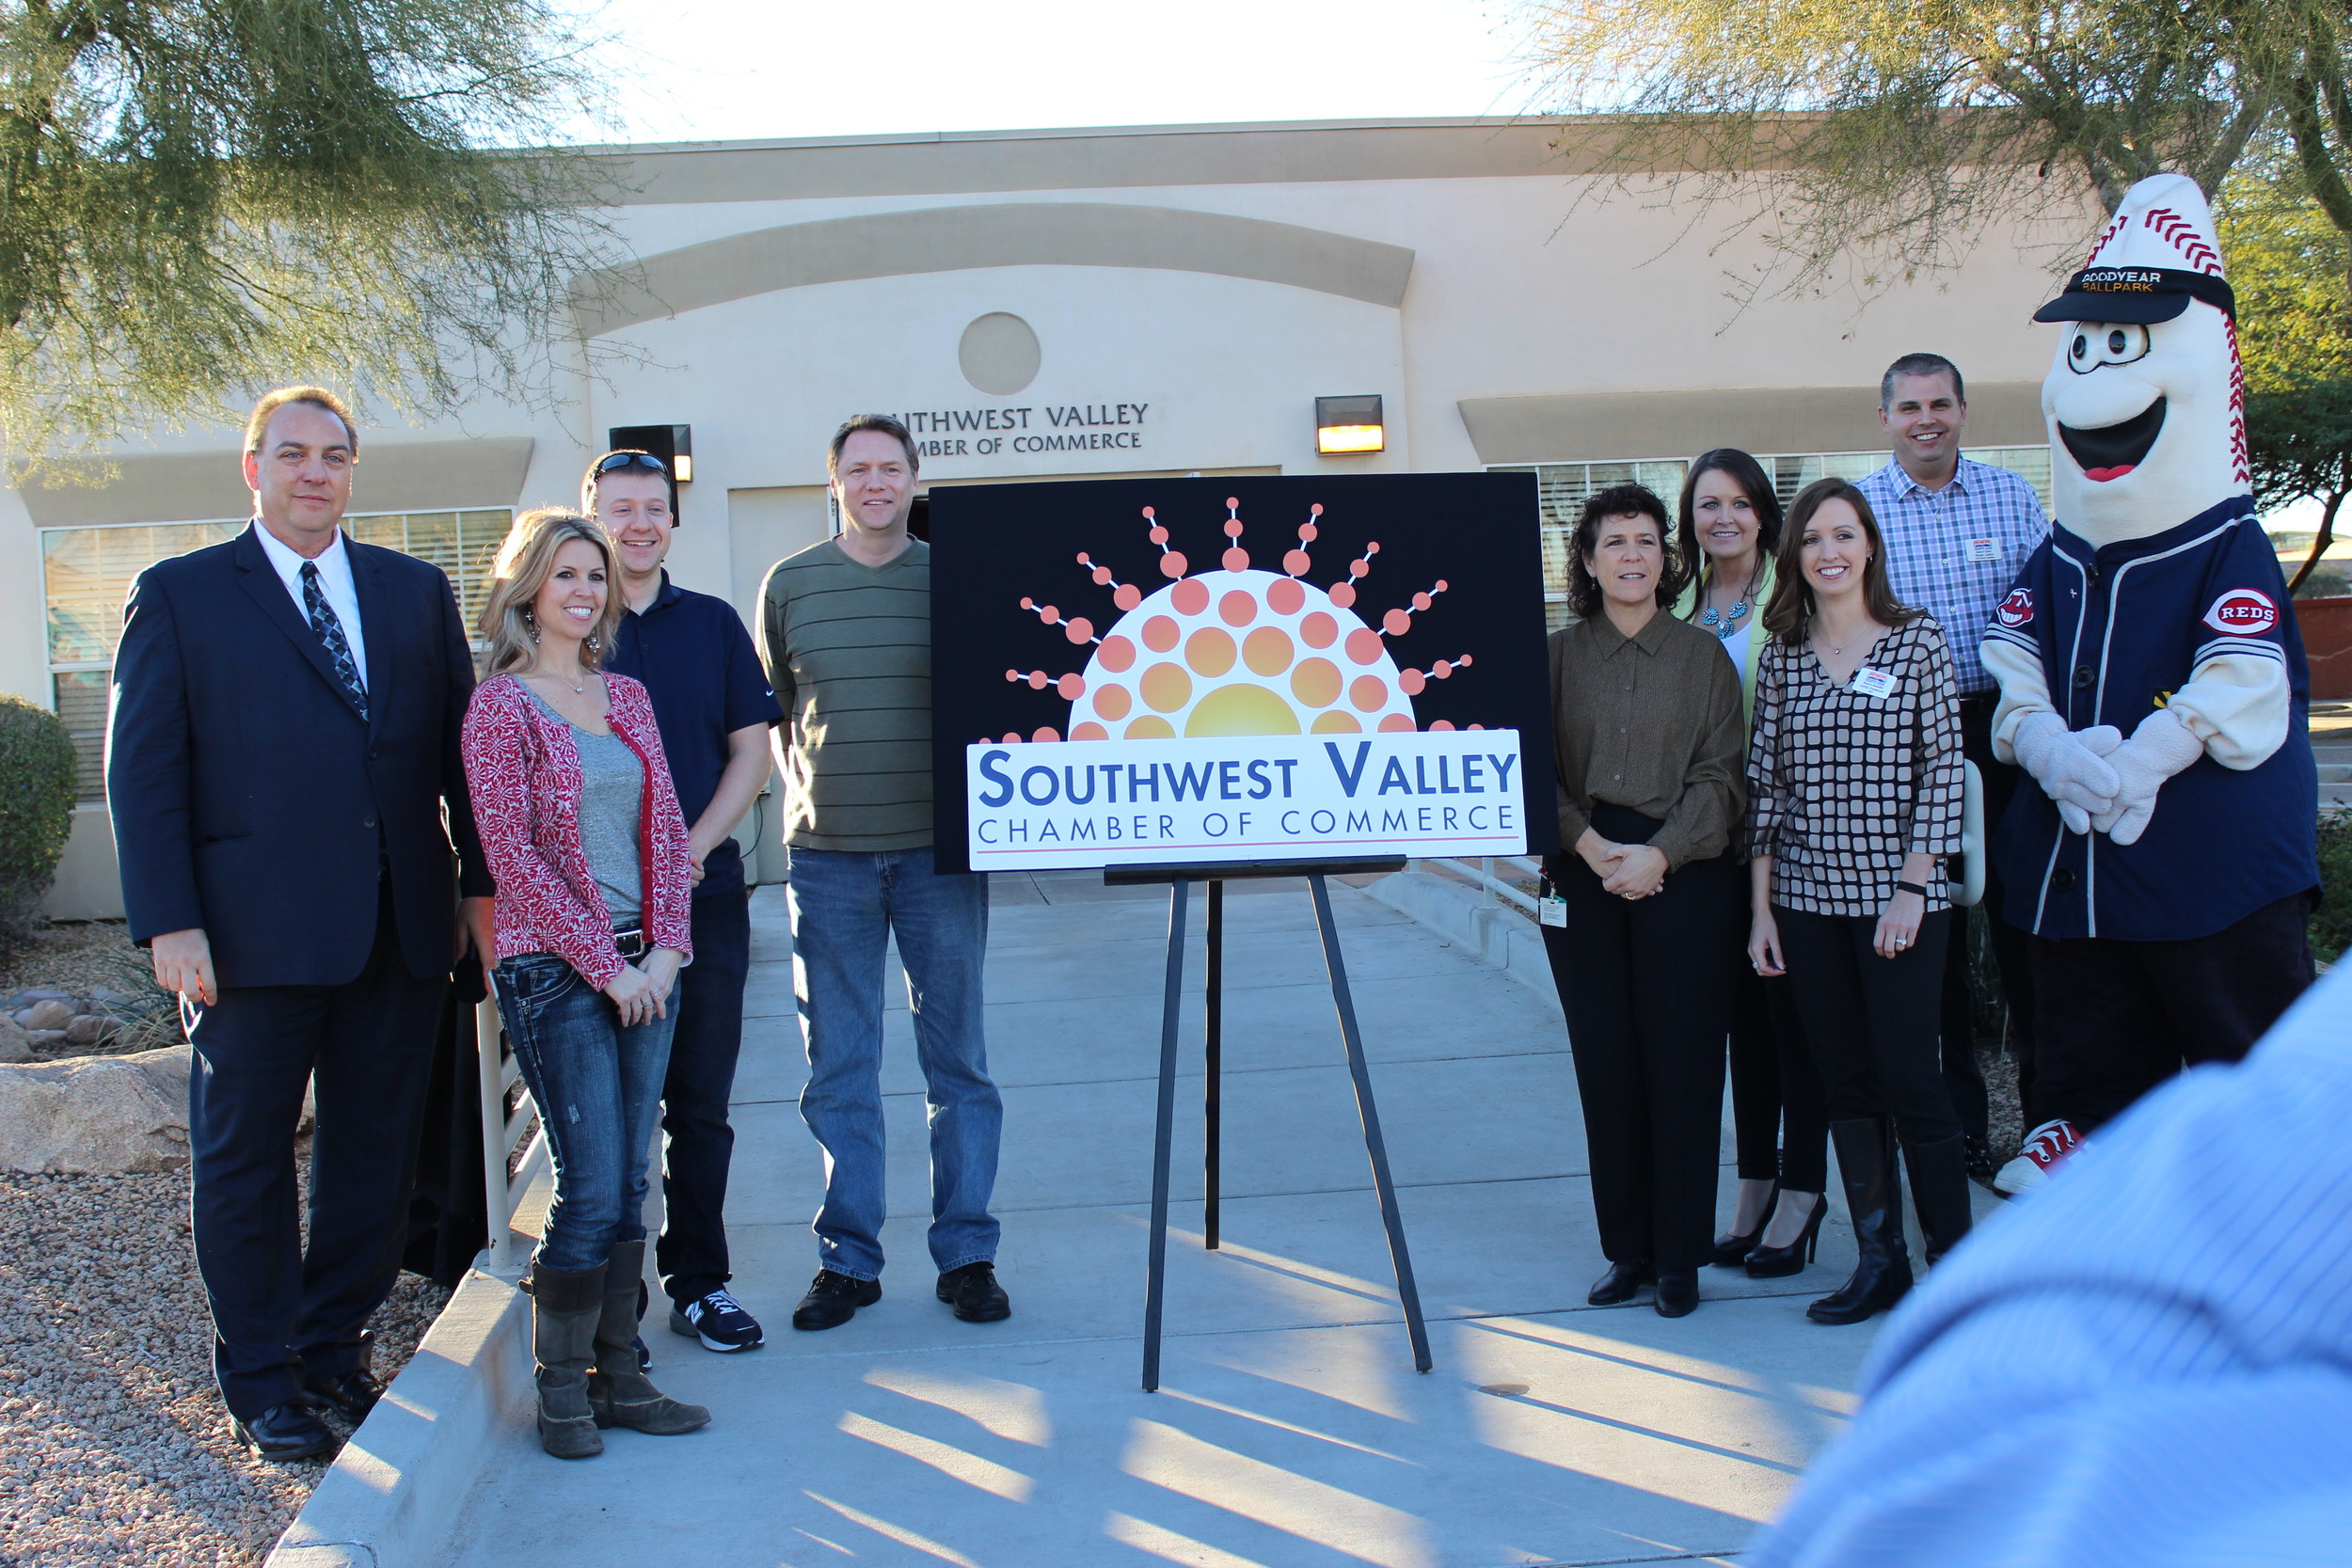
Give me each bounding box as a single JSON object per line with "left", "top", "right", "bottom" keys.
{"left": 2034, "top": 265, "right": 2236, "bottom": 325}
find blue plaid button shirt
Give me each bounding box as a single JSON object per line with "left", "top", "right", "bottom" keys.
{"left": 1855, "top": 456, "right": 2049, "bottom": 696}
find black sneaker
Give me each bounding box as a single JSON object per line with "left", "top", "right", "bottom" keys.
{"left": 936, "top": 1261, "right": 1010, "bottom": 1323}
{"left": 1964, "top": 1134, "right": 1998, "bottom": 1188}
{"left": 671, "top": 1288, "right": 766, "bottom": 1352}
{"left": 632, "top": 1335, "right": 652, "bottom": 1371}
{"left": 792, "top": 1270, "right": 882, "bottom": 1331}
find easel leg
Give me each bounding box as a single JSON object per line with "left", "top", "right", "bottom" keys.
{"left": 1204, "top": 879, "right": 1223, "bottom": 1251}
{"left": 1142, "top": 879, "right": 1190, "bottom": 1393}
{"left": 1309, "top": 873, "right": 1435, "bottom": 1373}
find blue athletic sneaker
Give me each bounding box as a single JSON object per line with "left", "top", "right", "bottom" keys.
{"left": 670, "top": 1288, "right": 766, "bottom": 1352}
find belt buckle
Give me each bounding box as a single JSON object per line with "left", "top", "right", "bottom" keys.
{"left": 613, "top": 927, "right": 646, "bottom": 959}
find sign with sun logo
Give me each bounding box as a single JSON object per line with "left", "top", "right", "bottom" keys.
{"left": 931, "top": 474, "right": 1553, "bottom": 872}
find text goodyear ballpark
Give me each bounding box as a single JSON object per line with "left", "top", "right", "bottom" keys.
{"left": 964, "top": 731, "right": 1527, "bottom": 870}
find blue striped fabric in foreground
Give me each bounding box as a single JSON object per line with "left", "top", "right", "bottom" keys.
{"left": 1746, "top": 960, "right": 2352, "bottom": 1568}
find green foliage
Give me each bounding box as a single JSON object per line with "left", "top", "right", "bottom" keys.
{"left": 0, "top": 0, "right": 627, "bottom": 461}
{"left": 2315, "top": 810, "right": 2352, "bottom": 964}
{"left": 0, "top": 695, "right": 77, "bottom": 944}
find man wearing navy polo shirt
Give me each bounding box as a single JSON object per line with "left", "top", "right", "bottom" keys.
{"left": 591, "top": 451, "right": 784, "bottom": 1352}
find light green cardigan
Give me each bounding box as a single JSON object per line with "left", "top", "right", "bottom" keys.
{"left": 1673, "top": 556, "right": 1776, "bottom": 721}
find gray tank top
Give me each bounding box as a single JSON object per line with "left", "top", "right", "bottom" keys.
{"left": 523, "top": 686, "right": 644, "bottom": 923}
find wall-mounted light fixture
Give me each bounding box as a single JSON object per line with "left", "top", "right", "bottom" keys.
{"left": 608, "top": 423, "right": 693, "bottom": 484}
{"left": 1314, "top": 395, "right": 1385, "bottom": 455}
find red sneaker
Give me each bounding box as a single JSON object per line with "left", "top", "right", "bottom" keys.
{"left": 1993, "top": 1118, "right": 2083, "bottom": 1197}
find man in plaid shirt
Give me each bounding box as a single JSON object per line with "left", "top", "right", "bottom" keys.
{"left": 1858, "top": 353, "right": 2050, "bottom": 1185}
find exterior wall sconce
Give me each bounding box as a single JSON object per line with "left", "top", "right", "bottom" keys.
{"left": 1315, "top": 395, "right": 1385, "bottom": 455}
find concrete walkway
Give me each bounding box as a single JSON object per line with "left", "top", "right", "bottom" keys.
{"left": 437, "top": 873, "right": 1886, "bottom": 1568}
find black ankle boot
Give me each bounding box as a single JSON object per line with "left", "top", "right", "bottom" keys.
{"left": 1808, "top": 1118, "right": 1913, "bottom": 1325}
{"left": 1902, "top": 1132, "right": 1976, "bottom": 1265}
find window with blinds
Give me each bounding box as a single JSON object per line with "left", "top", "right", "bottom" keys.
{"left": 1490, "top": 448, "right": 2053, "bottom": 631}
{"left": 42, "top": 509, "right": 513, "bottom": 801}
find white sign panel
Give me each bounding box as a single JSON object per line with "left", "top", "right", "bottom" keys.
{"left": 966, "top": 730, "right": 1527, "bottom": 870}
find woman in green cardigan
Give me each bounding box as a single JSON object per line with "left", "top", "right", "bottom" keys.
{"left": 1674, "top": 450, "right": 1828, "bottom": 1276}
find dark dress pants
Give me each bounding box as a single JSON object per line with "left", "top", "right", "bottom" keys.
{"left": 657, "top": 886, "right": 755, "bottom": 1306}
{"left": 2026, "top": 892, "right": 2315, "bottom": 1133}
{"left": 184, "top": 883, "right": 447, "bottom": 1419}
{"left": 1776, "top": 906, "right": 1962, "bottom": 1143}
{"left": 1726, "top": 955, "right": 1830, "bottom": 1194}
{"left": 1541, "top": 822, "right": 1739, "bottom": 1274}
{"left": 1945, "top": 694, "right": 2037, "bottom": 1131}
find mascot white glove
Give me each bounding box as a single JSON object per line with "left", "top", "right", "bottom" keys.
{"left": 2010, "top": 709, "right": 2123, "bottom": 835}
{"left": 2090, "top": 706, "right": 2206, "bottom": 846}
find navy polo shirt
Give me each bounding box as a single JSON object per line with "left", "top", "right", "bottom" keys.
{"left": 1983, "top": 497, "right": 2319, "bottom": 942}
{"left": 605, "top": 572, "right": 784, "bottom": 898}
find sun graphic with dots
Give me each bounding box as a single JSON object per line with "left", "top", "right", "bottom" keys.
{"left": 996, "top": 498, "right": 1479, "bottom": 743}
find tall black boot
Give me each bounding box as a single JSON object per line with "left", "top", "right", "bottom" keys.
{"left": 1808, "top": 1117, "right": 1914, "bottom": 1325}
{"left": 1902, "top": 1132, "right": 1975, "bottom": 1265}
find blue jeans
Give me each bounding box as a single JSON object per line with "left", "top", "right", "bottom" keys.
{"left": 494, "top": 953, "right": 679, "bottom": 1272}
{"left": 787, "top": 845, "right": 998, "bottom": 1278}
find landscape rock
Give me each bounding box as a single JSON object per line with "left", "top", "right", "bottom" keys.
{"left": 65, "top": 1012, "right": 121, "bottom": 1047}
{"left": 19, "top": 998, "right": 72, "bottom": 1031}
{"left": 0, "top": 1016, "right": 30, "bottom": 1064}
{"left": 0, "top": 1046, "right": 192, "bottom": 1173}
{"left": 24, "top": 1028, "right": 67, "bottom": 1050}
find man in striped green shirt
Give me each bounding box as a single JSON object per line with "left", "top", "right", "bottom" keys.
{"left": 756, "top": 415, "right": 1009, "bottom": 1332}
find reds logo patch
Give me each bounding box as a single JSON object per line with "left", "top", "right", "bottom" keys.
{"left": 1995, "top": 587, "right": 2034, "bottom": 628}
{"left": 2202, "top": 588, "right": 2278, "bottom": 636}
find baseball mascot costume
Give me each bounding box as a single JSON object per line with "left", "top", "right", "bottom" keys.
{"left": 1984, "top": 173, "right": 2320, "bottom": 1196}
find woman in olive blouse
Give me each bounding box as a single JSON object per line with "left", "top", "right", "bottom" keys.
{"left": 1545, "top": 483, "right": 1747, "bottom": 1318}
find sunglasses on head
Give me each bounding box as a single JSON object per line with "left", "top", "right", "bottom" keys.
{"left": 595, "top": 451, "right": 668, "bottom": 476}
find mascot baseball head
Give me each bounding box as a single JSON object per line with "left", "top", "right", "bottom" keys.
{"left": 2037, "top": 172, "right": 2247, "bottom": 547}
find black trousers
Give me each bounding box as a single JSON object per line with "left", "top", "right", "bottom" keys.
{"left": 184, "top": 883, "right": 447, "bottom": 1418}
{"left": 1726, "top": 957, "right": 1829, "bottom": 1194}
{"left": 656, "top": 887, "right": 755, "bottom": 1305}
{"left": 1776, "top": 905, "right": 1963, "bottom": 1145}
{"left": 1540, "top": 817, "right": 1739, "bottom": 1274}
{"left": 1947, "top": 693, "right": 2037, "bottom": 1130}
{"left": 2026, "top": 891, "right": 2315, "bottom": 1133}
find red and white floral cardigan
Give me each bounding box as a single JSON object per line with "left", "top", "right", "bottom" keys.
{"left": 462, "top": 673, "right": 694, "bottom": 989}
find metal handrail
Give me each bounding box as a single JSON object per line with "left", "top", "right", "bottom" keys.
{"left": 474, "top": 996, "right": 548, "bottom": 1272}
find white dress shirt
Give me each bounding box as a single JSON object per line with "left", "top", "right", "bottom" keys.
{"left": 254, "top": 522, "right": 368, "bottom": 691}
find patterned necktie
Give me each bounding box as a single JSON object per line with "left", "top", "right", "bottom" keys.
{"left": 300, "top": 561, "right": 369, "bottom": 719}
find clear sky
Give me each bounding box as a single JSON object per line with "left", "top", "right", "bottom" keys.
{"left": 555, "top": 0, "right": 1534, "bottom": 145}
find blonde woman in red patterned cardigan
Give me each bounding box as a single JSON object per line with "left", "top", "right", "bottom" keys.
{"left": 462, "top": 508, "right": 705, "bottom": 1459}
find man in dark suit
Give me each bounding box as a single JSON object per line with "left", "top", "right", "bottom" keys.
{"left": 107, "top": 386, "right": 494, "bottom": 1461}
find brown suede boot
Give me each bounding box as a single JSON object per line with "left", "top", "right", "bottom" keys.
{"left": 588, "top": 1240, "right": 710, "bottom": 1435}
{"left": 527, "top": 1258, "right": 607, "bottom": 1459}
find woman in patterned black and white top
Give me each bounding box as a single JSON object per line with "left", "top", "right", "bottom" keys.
{"left": 1746, "top": 478, "right": 1969, "bottom": 1327}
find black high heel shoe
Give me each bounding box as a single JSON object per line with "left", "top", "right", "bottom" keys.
{"left": 1742, "top": 1191, "right": 1826, "bottom": 1278}
{"left": 1711, "top": 1180, "right": 1778, "bottom": 1266}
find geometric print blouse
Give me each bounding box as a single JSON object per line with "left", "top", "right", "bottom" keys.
{"left": 1744, "top": 615, "right": 1965, "bottom": 917}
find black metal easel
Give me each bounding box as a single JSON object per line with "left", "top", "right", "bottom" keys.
{"left": 1112, "top": 858, "right": 1433, "bottom": 1391}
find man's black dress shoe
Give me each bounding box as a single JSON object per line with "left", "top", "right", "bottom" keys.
{"left": 1586, "top": 1260, "right": 1654, "bottom": 1306}
{"left": 300, "top": 1369, "right": 387, "bottom": 1424}
{"left": 230, "top": 1401, "right": 337, "bottom": 1462}
{"left": 1654, "top": 1270, "right": 1700, "bottom": 1318}
{"left": 792, "top": 1269, "right": 882, "bottom": 1331}
{"left": 936, "top": 1261, "right": 1011, "bottom": 1323}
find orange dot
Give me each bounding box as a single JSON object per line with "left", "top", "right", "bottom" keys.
{"left": 1056, "top": 673, "right": 1085, "bottom": 700}
{"left": 1142, "top": 616, "right": 1179, "bottom": 653}
{"left": 1114, "top": 585, "right": 1142, "bottom": 610}
{"left": 1282, "top": 550, "right": 1311, "bottom": 578}
{"left": 1221, "top": 546, "right": 1250, "bottom": 571}
{"left": 1300, "top": 611, "right": 1338, "bottom": 648}
{"left": 1072, "top": 721, "right": 1108, "bottom": 740}
{"left": 1243, "top": 626, "right": 1293, "bottom": 676}
{"left": 1185, "top": 627, "right": 1236, "bottom": 677}
{"left": 1428, "top": 720, "right": 1455, "bottom": 732}
{"left": 1267, "top": 578, "right": 1305, "bottom": 614}
{"left": 1291, "top": 657, "right": 1342, "bottom": 707}
{"left": 1171, "top": 579, "right": 1209, "bottom": 615}
{"left": 1032, "top": 726, "right": 1061, "bottom": 742}
{"left": 1378, "top": 713, "right": 1417, "bottom": 733}
{"left": 1218, "top": 591, "right": 1256, "bottom": 626}
{"left": 1140, "top": 662, "right": 1193, "bottom": 712}
{"left": 1064, "top": 618, "right": 1094, "bottom": 643}
{"left": 1160, "top": 552, "right": 1189, "bottom": 578}
{"left": 1349, "top": 674, "right": 1388, "bottom": 712}
{"left": 1026, "top": 671, "right": 1049, "bottom": 689}
{"left": 1329, "top": 584, "right": 1357, "bottom": 609}
{"left": 1399, "top": 669, "right": 1426, "bottom": 695}
{"left": 1311, "top": 710, "right": 1361, "bottom": 734}
{"left": 1093, "top": 683, "right": 1132, "bottom": 720}
{"left": 1099, "top": 634, "right": 1136, "bottom": 673}
{"left": 1345, "top": 627, "right": 1385, "bottom": 665}
{"left": 1124, "top": 715, "right": 1175, "bottom": 739}
{"left": 1383, "top": 608, "right": 1412, "bottom": 635}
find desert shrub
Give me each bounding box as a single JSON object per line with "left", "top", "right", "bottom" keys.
{"left": 2316, "top": 809, "right": 2352, "bottom": 964}
{"left": 0, "top": 695, "right": 77, "bottom": 945}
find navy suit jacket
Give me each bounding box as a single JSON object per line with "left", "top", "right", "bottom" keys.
{"left": 106, "top": 523, "right": 493, "bottom": 989}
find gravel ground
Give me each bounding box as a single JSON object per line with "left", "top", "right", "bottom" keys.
{"left": 2, "top": 921, "right": 180, "bottom": 1057}
{"left": 0, "top": 1165, "right": 451, "bottom": 1568}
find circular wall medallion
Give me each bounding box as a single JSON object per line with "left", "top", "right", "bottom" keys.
{"left": 959, "top": 312, "right": 1041, "bottom": 396}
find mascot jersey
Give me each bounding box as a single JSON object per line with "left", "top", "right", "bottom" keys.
{"left": 1983, "top": 172, "right": 2319, "bottom": 942}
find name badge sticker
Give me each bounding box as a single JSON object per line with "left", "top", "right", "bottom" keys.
{"left": 1851, "top": 667, "right": 1898, "bottom": 700}
{"left": 1966, "top": 538, "right": 2001, "bottom": 563}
